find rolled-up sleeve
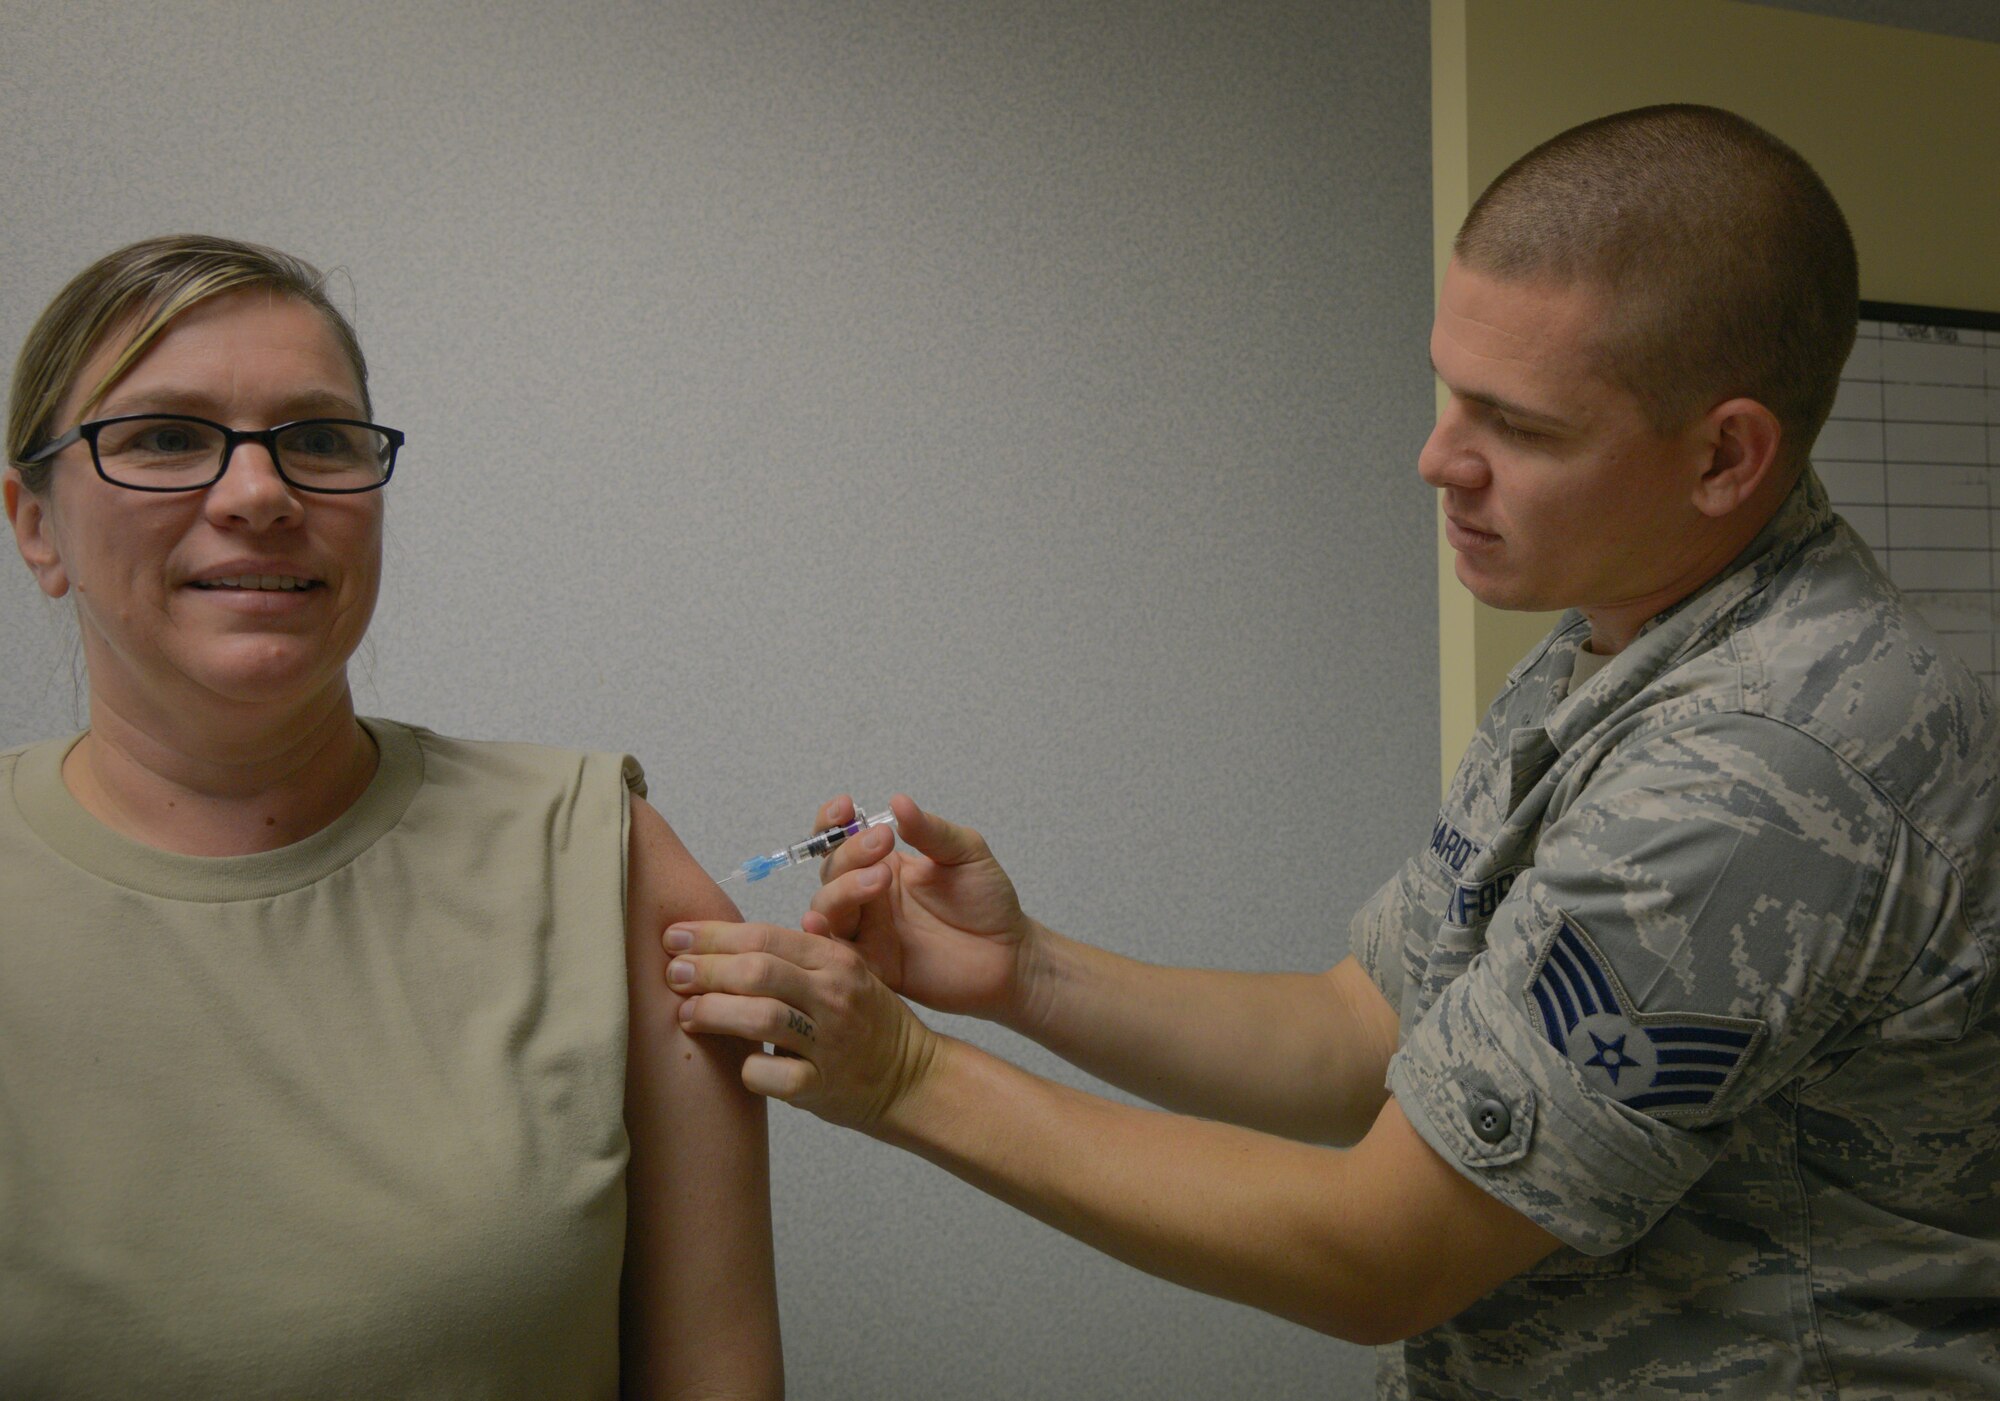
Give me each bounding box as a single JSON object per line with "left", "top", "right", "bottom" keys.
{"left": 1387, "top": 713, "right": 1902, "bottom": 1254}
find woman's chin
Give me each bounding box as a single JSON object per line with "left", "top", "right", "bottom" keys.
{"left": 174, "top": 643, "right": 355, "bottom": 713}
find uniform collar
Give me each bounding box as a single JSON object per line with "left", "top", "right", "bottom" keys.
{"left": 1538, "top": 468, "right": 1835, "bottom": 752}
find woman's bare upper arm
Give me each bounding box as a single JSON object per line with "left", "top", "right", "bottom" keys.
{"left": 621, "top": 794, "right": 782, "bottom": 1397}
{"left": 622, "top": 787, "right": 765, "bottom": 1173}
{"left": 624, "top": 793, "right": 752, "bottom": 1140}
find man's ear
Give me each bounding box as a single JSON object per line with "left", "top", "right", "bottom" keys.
{"left": 1690, "top": 398, "right": 1784, "bottom": 519}
{"left": 5, "top": 472, "right": 71, "bottom": 598}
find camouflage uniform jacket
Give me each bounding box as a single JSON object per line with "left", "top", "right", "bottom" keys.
{"left": 1354, "top": 469, "right": 2000, "bottom": 1399}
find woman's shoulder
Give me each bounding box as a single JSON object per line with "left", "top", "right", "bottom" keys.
{"left": 369, "top": 717, "right": 647, "bottom": 802}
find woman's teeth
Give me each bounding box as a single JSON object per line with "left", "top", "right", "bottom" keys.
{"left": 195, "top": 576, "right": 316, "bottom": 591}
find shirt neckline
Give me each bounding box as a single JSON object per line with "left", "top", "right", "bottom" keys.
{"left": 1538, "top": 468, "right": 1836, "bottom": 748}
{"left": 8, "top": 716, "right": 424, "bottom": 903}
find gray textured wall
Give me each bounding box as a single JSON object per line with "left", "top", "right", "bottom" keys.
{"left": 1, "top": 2, "right": 1986, "bottom": 1398}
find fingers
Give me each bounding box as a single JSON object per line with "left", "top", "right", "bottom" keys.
{"left": 808, "top": 860, "right": 892, "bottom": 938}
{"left": 811, "top": 794, "right": 990, "bottom": 871}
{"left": 887, "top": 794, "right": 991, "bottom": 867}
{"left": 813, "top": 794, "right": 857, "bottom": 833}
{"left": 677, "top": 990, "right": 821, "bottom": 1056}
{"left": 818, "top": 819, "right": 897, "bottom": 883}
{"left": 741, "top": 1051, "right": 821, "bottom": 1102}
{"left": 811, "top": 793, "right": 875, "bottom": 879}
{"left": 665, "top": 922, "right": 838, "bottom": 1006}
{"left": 670, "top": 915, "right": 936, "bottom": 1130}
{"left": 665, "top": 920, "right": 832, "bottom": 967}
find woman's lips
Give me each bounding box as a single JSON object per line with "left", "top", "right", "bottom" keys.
{"left": 184, "top": 577, "right": 326, "bottom": 613}
{"left": 190, "top": 575, "right": 320, "bottom": 591}
{"left": 1445, "top": 517, "right": 1500, "bottom": 552}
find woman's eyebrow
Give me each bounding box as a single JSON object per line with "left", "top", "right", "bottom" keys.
{"left": 93, "top": 386, "right": 366, "bottom": 419}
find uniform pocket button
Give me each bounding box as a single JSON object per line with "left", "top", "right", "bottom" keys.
{"left": 1470, "top": 1097, "right": 1511, "bottom": 1143}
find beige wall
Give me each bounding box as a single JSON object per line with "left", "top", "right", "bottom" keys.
{"left": 1431, "top": 0, "right": 2000, "bottom": 789}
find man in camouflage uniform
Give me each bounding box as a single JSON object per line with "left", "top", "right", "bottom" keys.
{"left": 668, "top": 105, "right": 2000, "bottom": 1397}
{"left": 1356, "top": 467, "right": 1998, "bottom": 1395}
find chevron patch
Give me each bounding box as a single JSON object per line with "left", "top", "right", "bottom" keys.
{"left": 1527, "top": 915, "right": 1766, "bottom": 1120}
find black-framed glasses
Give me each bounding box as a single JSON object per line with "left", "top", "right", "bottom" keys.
{"left": 23, "top": 414, "right": 403, "bottom": 494}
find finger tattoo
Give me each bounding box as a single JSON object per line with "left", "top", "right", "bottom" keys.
{"left": 786, "top": 1010, "right": 817, "bottom": 1041}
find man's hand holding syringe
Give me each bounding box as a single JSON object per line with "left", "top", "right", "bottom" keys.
{"left": 678, "top": 793, "right": 1395, "bottom": 1146}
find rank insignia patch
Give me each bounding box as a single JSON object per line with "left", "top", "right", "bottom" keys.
{"left": 1527, "top": 915, "right": 1765, "bottom": 1120}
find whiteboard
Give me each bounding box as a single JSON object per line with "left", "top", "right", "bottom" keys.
{"left": 1819, "top": 301, "right": 2000, "bottom": 695}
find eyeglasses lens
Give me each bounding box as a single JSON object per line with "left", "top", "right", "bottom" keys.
{"left": 272, "top": 421, "right": 395, "bottom": 488}
{"left": 94, "top": 417, "right": 224, "bottom": 488}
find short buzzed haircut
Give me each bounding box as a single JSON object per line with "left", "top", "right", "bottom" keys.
{"left": 1456, "top": 105, "right": 1858, "bottom": 469}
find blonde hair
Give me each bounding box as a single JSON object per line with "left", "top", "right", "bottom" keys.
{"left": 7, "top": 234, "right": 371, "bottom": 494}
{"left": 1456, "top": 105, "right": 1858, "bottom": 468}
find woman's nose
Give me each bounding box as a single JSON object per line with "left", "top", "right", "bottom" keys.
{"left": 203, "top": 441, "right": 303, "bottom": 528}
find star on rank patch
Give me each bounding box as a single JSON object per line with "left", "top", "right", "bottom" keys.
{"left": 1582, "top": 1029, "right": 1642, "bottom": 1085}
{"left": 1526, "top": 915, "right": 1766, "bottom": 1122}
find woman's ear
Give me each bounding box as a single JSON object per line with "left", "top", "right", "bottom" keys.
{"left": 6, "top": 472, "right": 71, "bottom": 598}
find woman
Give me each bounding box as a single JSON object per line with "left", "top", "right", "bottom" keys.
{"left": 0, "top": 235, "right": 781, "bottom": 1399}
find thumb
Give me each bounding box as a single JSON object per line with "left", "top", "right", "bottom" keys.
{"left": 889, "top": 794, "right": 990, "bottom": 868}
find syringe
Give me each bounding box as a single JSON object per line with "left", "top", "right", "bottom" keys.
{"left": 715, "top": 806, "right": 899, "bottom": 885}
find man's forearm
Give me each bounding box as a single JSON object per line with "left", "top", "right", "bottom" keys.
{"left": 870, "top": 1032, "right": 1560, "bottom": 1342}
{"left": 1006, "top": 931, "right": 1398, "bottom": 1145}
{"left": 874, "top": 1032, "right": 1411, "bottom": 1342}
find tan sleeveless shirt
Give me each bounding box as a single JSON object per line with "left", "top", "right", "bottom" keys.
{"left": 0, "top": 719, "right": 641, "bottom": 1399}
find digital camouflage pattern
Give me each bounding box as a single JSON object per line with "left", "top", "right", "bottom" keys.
{"left": 1354, "top": 470, "right": 2000, "bottom": 1398}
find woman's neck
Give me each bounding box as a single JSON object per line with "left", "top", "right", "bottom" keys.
{"left": 63, "top": 687, "right": 379, "bottom": 856}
